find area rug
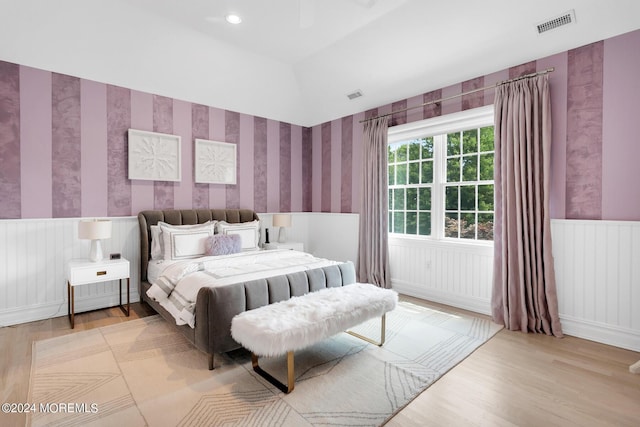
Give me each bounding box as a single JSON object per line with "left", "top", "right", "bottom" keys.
{"left": 27, "top": 299, "right": 502, "bottom": 426}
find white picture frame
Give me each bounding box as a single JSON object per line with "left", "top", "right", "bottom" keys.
{"left": 194, "top": 139, "right": 237, "bottom": 184}
{"left": 128, "top": 129, "right": 181, "bottom": 182}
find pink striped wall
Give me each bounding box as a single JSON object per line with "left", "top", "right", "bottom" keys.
{"left": 51, "top": 73, "right": 81, "bottom": 217}
{"left": 602, "top": 30, "right": 640, "bottom": 220}
{"left": 566, "top": 42, "right": 604, "bottom": 219}
{"left": 19, "top": 66, "right": 51, "bottom": 218}
{"left": 191, "top": 104, "right": 209, "bottom": 209}
{"left": 310, "top": 28, "right": 640, "bottom": 221}
{"left": 81, "top": 80, "right": 108, "bottom": 217}
{"left": 0, "top": 64, "right": 311, "bottom": 219}
{"left": 106, "top": 85, "right": 131, "bottom": 217}
{"left": 2, "top": 29, "right": 640, "bottom": 221}
{"left": 0, "top": 62, "right": 21, "bottom": 218}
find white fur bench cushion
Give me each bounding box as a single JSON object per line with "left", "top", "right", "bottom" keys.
{"left": 231, "top": 283, "right": 398, "bottom": 357}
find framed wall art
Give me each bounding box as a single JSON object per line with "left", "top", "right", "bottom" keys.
{"left": 194, "top": 139, "right": 237, "bottom": 185}
{"left": 128, "top": 129, "right": 181, "bottom": 181}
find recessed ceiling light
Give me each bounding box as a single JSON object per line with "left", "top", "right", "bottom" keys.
{"left": 225, "top": 14, "right": 242, "bottom": 24}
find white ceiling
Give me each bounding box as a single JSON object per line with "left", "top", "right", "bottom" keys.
{"left": 1, "top": 0, "right": 640, "bottom": 127}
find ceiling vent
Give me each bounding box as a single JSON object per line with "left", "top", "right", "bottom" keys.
{"left": 536, "top": 10, "right": 576, "bottom": 34}
{"left": 347, "top": 90, "right": 363, "bottom": 100}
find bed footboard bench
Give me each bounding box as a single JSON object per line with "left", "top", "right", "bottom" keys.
{"left": 191, "top": 261, "right": 357, "bottom": 369}
{"left": 231, "top": 283, "right": 398, "bottom": 393}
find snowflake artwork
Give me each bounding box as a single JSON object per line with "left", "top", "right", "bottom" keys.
{"left": 128, "top": 129, "right": 181, "bottom": 181}
{"left": 195, "top": 139, "right": 237, "bottom": 184}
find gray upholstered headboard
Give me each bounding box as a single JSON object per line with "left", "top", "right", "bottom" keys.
{"left": 137, "top": 209, "right": 260, "bottom": 284}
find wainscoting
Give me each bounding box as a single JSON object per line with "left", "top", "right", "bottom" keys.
{"left": 389, "top": 237, "right": 494, "bottom": 315}
{"left": 268, "top": 212, "right": 359, "bottom": 263}
{"left": 551, "top": 219, "right": 640, "bottom": 351}
{"left": 0, "top": 212, "right": 359, "bottom": 327}
{"left": 1, "top": 214, "right": 638, "bottom": 351}
{"left": 0, "top": 217, "right": 140, "bottom": 327}
{"left": 389, "top": 219, "right": 640, "bottom": 352}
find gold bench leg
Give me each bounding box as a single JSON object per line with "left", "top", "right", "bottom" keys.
{"left": 249, "top": 314, "right": 387, "bottom": 394}
{"left": 346, "top": 314, "right": 387, "bottom": 346}
{"left": 252, "top": 351, "right": 295, "bottom": 394}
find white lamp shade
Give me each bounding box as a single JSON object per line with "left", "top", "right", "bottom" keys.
{"left": 78, "top": 220, "right": 112, "bottom": 240}
{"left": 78, "top": 220, "right": 112, "bottom": 262}
{"left": 272, "top": 214, "right": 292, "bottom": 228}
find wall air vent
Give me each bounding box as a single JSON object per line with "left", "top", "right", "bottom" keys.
{"left": 536, "top": 9, "right": 576, "bottom": 34}
{"left": 347, "top": 90, "right": 363, "bottom": 100}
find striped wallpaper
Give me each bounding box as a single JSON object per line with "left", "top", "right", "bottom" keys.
{"left": 1, "top": 29, "right": 640, "bottom": 221}
{"left": 0, "top": 64, "right": 311, "bottom": 219}
{"left": 310, "top": 29, "right": 640, "bottom": 221}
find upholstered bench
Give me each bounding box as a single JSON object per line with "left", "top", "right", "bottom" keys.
{"left": 231, "top": 282, "right": 398, "bottom": 393}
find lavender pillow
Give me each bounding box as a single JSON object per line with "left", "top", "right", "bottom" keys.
{"left": 205, "top": 234, "right": 242, "bottom": 256}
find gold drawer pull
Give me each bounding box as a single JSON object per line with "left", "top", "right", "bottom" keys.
{"left": 96, "top": 271, "right": 107, "bottom": 276}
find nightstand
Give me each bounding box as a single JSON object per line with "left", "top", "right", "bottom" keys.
{"left": 67, "top": 258, "right": 130, "bottom": 328}
{"left": 264, "top": 242, "right": 304, "bottom": 251}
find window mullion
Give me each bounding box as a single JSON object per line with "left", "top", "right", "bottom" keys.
{"left": 432, "top": 134, "right": 446, "bottom": 240}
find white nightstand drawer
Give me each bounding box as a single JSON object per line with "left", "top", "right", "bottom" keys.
{"left": 68, "top": 259, "right": 130, "bottom": 286}
{"left": 66, "top": 257, "right": 131, "bottom": 328}
{"left": 264, "top": 242, "right": 304, "bottom": 252}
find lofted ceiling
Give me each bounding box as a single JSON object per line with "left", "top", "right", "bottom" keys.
{"left": 1, "top": 0, "right": 640, "bottom": 127}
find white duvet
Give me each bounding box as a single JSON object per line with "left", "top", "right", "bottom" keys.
{"left": 146, "top": 250, "right": 339, "bottom": 328}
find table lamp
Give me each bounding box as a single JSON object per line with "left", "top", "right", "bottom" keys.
{"left": 272, "top": 214, "right": 292, "bottom": 243}
{"left": 78, "top": 219, "right": 112, "bottom": 262}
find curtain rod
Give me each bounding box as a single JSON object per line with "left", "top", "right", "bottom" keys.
{"left": 359, "top": 67, "right": 555, "bottom": 124}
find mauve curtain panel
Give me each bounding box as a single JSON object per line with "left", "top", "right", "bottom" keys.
{"left": 357, "top": 116, "right": 391, "bottom": 288}
{"left": 492, "top": 74, "right": 563, "bottom": 337}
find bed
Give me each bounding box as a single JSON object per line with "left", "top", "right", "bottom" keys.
{"left": 138, "top": 209, "right": 356, "bottom": 369}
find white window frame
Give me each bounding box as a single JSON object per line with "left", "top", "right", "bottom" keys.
{"left": 388, "top": 105, "right": 494, "bottom": 244}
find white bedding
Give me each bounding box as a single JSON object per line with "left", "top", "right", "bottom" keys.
{"left": 147, "top": 259, "right": 174, "bottom": 285}
{"left": 146, "top": 250, "right": 339, "bottom": 328}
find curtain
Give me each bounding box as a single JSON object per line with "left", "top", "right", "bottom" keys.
{"left": 357, "top": 116, "right": 391, "bottom": 288}
{"left": 492, "top": 75, "right": 563, "bottom": 337}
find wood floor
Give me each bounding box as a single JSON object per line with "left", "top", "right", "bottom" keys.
{"left": 1, "top": 299, "right": 639, "bottom": 427}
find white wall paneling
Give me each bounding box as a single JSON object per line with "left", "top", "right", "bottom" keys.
{"left": 0, "top": 216, "right": 140, "bottom": 327}
{"left": 389, "top": 219, "right": 640, "bottom": 351}
{"left": 259, "top": 212, "right": 359, "bottom": 263}
{"left": 0, "top": 213, "right": 358, "bottom": 327}
{"left": 2, "top": 214, "right": 638, "bottom": 352}
{"left": 388, "top": 237, "right": 494, "bottom": 315}
{"left": 552, "top": 219, "right": 640, "bottom": 351}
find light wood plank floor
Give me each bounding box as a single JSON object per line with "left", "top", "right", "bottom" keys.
{"left": 1, "top": 299, "right": 638, "bottom": 427}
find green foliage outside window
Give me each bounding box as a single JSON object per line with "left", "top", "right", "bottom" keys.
{"left": 444, "top": 126, "right": 495, "bottom": 240}
{"left": 389, "top": 126, "right": 494, "bottom": 241}
{"left": 388, "top": 138, "right": 433, "bottom": 237}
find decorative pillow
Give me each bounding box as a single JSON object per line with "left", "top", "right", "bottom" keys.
{"left": 205, "top": 234, "right": 242, "bottom": 256}
{"left": 216, "top": 220, "right": 260, "bottom": 251}
{"left": 159, "top": 221, "right": 217, "bottom": 260}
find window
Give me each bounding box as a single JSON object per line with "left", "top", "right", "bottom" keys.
{"left": 388, "top": 105, "right": 494, "bottom": 242}
{"left": 388, "top": 138, "right": 433, "bottom": 236}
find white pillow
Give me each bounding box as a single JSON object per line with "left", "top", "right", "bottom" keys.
{"left": 158, "top": 221, "right": 217, "bottom": 260}
{"left": 216, "top": 220, "right": 260, "bottom": 251}
{"left": 150, "top": 225, "right": 162, "bottom": 260}
{"left": 165, "top": 229, "right": 213, "bottom": 260}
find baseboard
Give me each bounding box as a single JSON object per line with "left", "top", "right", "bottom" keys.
{"left": 0, "top": 292, "right": 140, "bottom": 327}
{"left": 392, "top": 280, "right": 640, "bottom": 352}
{"left": 560, "top": 315, "right": 640, "bottom": 352}
{"left": 391, "top": 279, "right": 491, "bottom": 316}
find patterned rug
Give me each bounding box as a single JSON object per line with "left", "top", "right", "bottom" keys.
{"left": 27, "top": 300, "right": 502, "bottom": 426}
